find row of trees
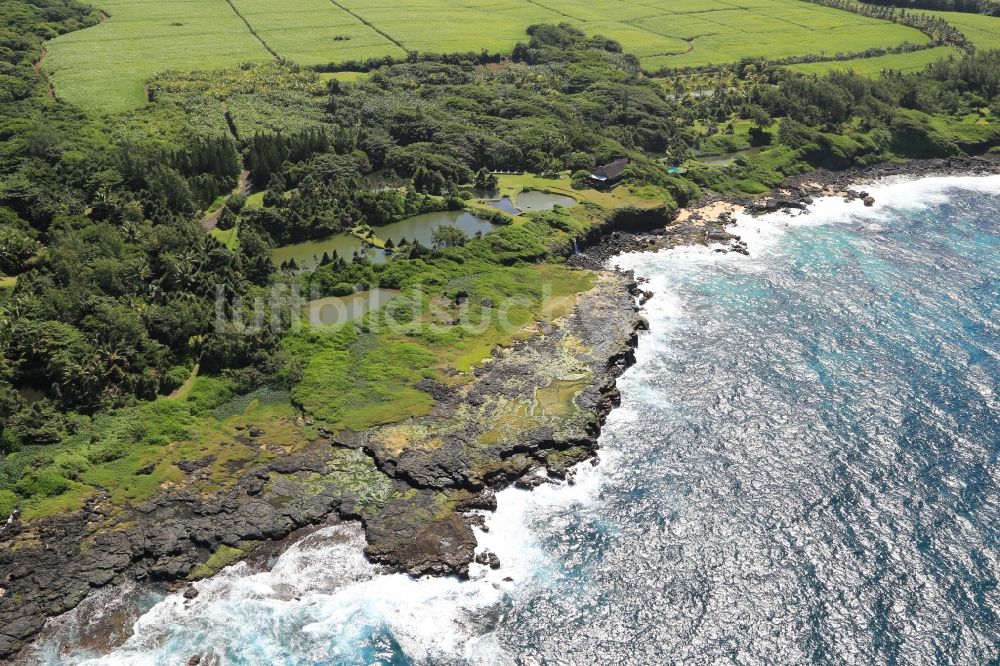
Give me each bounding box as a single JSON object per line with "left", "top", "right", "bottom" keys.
{"left": 861, "top": 0, "right": 1000, "bottom": 17}
{"left": 245, "top": 128, "right": 331, "bottom": 189}
{"left": 800, "top": 0, "right": 971, "bottom": 50}
{"left": 0, "top": 0, "right": 288, "bottom": 441}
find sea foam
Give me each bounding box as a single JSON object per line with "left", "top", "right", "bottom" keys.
{"left": 25, "top": 173, "right": 1000, "bottom": 666}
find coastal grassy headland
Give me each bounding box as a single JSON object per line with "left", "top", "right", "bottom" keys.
{"left": 2, "top": 0, "right": 1000, "bottom": 656}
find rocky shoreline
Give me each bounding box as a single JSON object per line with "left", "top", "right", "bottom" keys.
{"left": 573, "top": 154, "right": 1000, "bottom": 266}
{"left": 4, "top": 155, "right": 999, "bottom": 660}
{"left": 1, "top": 265, "right": 649, "bottom": 661}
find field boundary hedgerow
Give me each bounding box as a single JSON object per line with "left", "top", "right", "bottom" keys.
{"left": 222, "top": 0, "right": 281, "bottom": 60}
{"left": 31, "top": 47, "right": 55, "bottom": 100}
{"left": 326, "top": 0, "right": 408, "bottom": 51}
{"left": 40, "top": 0, "right": 978, "bottom": 112}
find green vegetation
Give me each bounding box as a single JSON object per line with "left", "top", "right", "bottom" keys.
{"left": 188, "top": 543, "right": 254, "bottom": 580}
{"left": 231, "top": 0, "right": 406, "bottom": 66}
{"left": 491, "top": 173, "right": 668, "bottom": 210}
{"left": 0, "top": 276, "right": 16, "bottom": 303}
{"left": 43, "top": 0, "right": 935, "bottom": 113}
{"left": 319, "top": 71, "right": 370, "bottom": 84}
{"left": 786, "top": 46, "right": 963, "bottom": 75}
{"left": 4, "top": 375, "right": 307, "bottom": 519}
{"left": 640, "top": 3, "right": 928, "bottom": 70}
{"left": 2, "top": 2, "right": 1000, "bottom": 526}
{"left": 778, "top": 6, "right": 1000, "bottom": 78}
{"left": 286, "top": 325, "right": 438, "bottom": 430}
{"left": 917, "top": 9, "right": 1000, "bottom": 48}
{"left": 44, "top": 0, "right": 274, "bottom": 113}
{"left": 864, "top": 0, "right": 1000, "bottom": 17}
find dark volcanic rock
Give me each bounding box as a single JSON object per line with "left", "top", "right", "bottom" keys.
{"left": 352, "top": 273, "right": 646, "bottom": 576}
{"left": 1, "top": 269, "right": 649, "bottom": 658}
{"left": 475, "top": 550, "right": 501, "bottom": 569}
{"left": 515, "top": 474, "right": 554, "bottom": 490}
{"left": 0, "top": 449, "right": 367, "bottom": 658}
{"left": 175, "top": 456, "right": 216, "bottom": 473}
{"left": 362, "top": 492, "right": 477, "bottom": 578}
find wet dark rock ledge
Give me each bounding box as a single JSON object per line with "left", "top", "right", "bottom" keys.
{"left": 0, "top": 271, "right": 647, "bottom": 659}
{"left": 358, "top": 272, "right": 647, "bottom": 576}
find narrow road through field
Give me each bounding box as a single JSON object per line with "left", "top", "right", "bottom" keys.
{"left": 222, "top": 0, "right": 280, "bottom": 59}
{"left": 326, "top": 0, "right": 407, "bottom": 51}
{"left": 520, "top": 0, "right": 586, "bottom": 22}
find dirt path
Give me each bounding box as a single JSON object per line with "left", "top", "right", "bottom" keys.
{"left": 201, "top": 170, "right": 251, "bottom": 230}
{"left": 32, "top": 48, "right": 55, "bottom": 100}
{"left": 201, "top": 207, "right": 223, "bottom": 230}
{"left": 238, "top": 169, "right": 251, "bottom": 195}
{"left": 166, "top": 363, "right": 199, "bottom": 400}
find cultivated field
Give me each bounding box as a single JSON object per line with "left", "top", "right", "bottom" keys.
{"left": 43, "top": 0, "right": 273, "bottom": 113}
{"left": 785, "top": 46, "right": 962, "bottom": 77}
{"left": 782, "top": 9, "right": 1000, "bottom": 78}
{"left": 44, "top": 0, "right": 932, "bottom": 113}
{"left": 915, "top": 10, "right": 1000, "bottom": 50}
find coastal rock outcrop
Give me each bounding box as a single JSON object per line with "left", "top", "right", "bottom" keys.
{"left": 355, "top": 273, "right": 646, "bottom": 575}
{"left": 0, "top": 272, "right": 646, "bottom": 659}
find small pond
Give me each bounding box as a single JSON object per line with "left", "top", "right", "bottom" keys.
{"left": 484, "top": 191, "right": 577, "bottom": 215}
{"left": 380, "top": 210, "right": 497, "bottom": 248}
{"left": 272, "top": 210, "right": 500, "bottom": 270}
{"left": 272, "top": 234, "right": 370, "bottom": 270}
{"left": 486, "top": 196, "right": 521, "bottom": 215}
{"left": 514, "top": 190, "right": 577, "bottom": 212}
{"left": 305, "top": 288, "right": 402, "bottom": 326}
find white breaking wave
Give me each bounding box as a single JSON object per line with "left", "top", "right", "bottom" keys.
{"left": 35, "top": 455, "right": 614, "bottom": 665}
{"left": 862, "top": 173, "right": 1000, "bottom": 208}
{"left": 30, "top": 173, "right": 1000, "bottom": 666}
{"left": 617, "top": 174, "right": 1000, "bottom": 276}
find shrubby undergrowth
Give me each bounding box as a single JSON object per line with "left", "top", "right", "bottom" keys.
{"left": 1, "top": 13, "right": 999, "bottom": 514}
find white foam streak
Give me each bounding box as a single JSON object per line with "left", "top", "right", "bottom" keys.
{"left": 616, "top": 174, "right": 1000, "bottom": 279}
{"left": 55, "top": 173, "right": 1000, "bottom": 665}
{"left": 863, "top": 173, "right": 1000, "bottom": 208}
{"left": 67, "top": 458, "right": 614, "bottom": 665}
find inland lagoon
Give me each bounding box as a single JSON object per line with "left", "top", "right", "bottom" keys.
{"left": 272, "top": 211, "right": 501, "bottom": 270}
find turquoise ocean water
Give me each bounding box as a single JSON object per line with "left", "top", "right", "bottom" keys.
{"left": 26, "top": 175, "right": 1000, "bottom": 665}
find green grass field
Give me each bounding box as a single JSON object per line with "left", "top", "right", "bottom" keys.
{"left": 44, "top": 0, "right": 932, "bottom": 113}
{"left": 915, "top": 10, "right": 1000, "bottom": 50}
{"left": 319, "top": 71, "right": 371, "bottom": 84}
{"left": 0, "top": 276, "right": 16, "bottom": 304}
{"left": 231, "top": 0, "right": 406, "bottom": 66}
{"left": 44, "top": 0, "right": 274, "bottom": 114}
{"left": 785, "top": 46, "right": 962, "bottom": 77}
{"left": 633, "top": 0, "right": 928, "bottom": 70}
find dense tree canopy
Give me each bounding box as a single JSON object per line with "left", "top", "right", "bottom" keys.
{"left": 0, "top": 5, "right": 998, "bottom": 474}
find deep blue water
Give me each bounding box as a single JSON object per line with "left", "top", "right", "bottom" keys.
{"left": 25, "top": 176, "right": 1000, "bottom": 665}
{"left": 490, "top": 177, "right": 1000, "bottom": 664}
